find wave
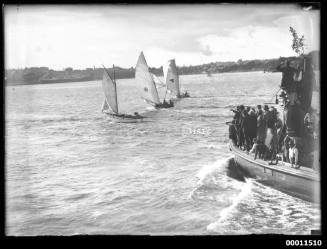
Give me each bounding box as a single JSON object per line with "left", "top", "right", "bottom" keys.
{"left": 10, "top": 116, "right": 87, "bottom": 125}
{"left": 181, "top": 105, "right": 222, "bottom": 110}
{"left": 223, "top": 104, "right": 236, "bottom": 109}
{"left": 206, "top": 178, "right": 253, "bottom": 233}
{"left": 65, "top": 193, "right": 91, "bottom": 201}
{"left": 188, "top": 156, "right": 237, "bottom": 201}
{"left": 109, "top": 195, "right": 131, "bottom": 204}
{"left": 195, "top": 157, "right": 233, "bottom": 186}
{"left": 188, "top": 95, "right": 217, "bottom": 99}
{"left": 198, "top": 143, "right": 223, "bottom": 150}
{"left": 197, "top": 114, "right": 232, "bottom": 119}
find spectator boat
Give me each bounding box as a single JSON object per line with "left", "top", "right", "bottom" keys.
{"left": 229, "top": 141, "right": 320, "bottom": 203}
{"left": 227, "top": 51, "right": 320, "bottom": 203}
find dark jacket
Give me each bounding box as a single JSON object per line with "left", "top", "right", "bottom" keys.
{"left": 276, "top": 64, "right": 296, "bottom": 92}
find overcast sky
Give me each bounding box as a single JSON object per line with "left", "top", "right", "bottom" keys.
{"left": 5, "top": 4, "right": 320, "bottom": 70}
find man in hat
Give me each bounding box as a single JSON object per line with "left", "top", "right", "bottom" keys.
{"left": 263, "top": 105, "right": 269, "bottom": 112}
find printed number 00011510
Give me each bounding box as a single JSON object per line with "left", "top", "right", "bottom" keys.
{"left": 286, "top": 240, "right": 322, "bottom": 246}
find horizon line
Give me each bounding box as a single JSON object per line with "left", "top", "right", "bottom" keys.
{"left": 5, "top": 54, "right": 306, "bottom": 71}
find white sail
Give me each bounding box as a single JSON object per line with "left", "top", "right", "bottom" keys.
{"left": 101, "top": 99, "right": 110, "bottom": 112}
{"left": 102, "top": 69, "right": 118, "bottom": 113}
{"left": 135, "top": 52, "right": 161, "bottom": 105}
{"left": 151, "top": 73, "right": 166, "bottom": 88}
{"left": 163, "top": 59, "right": 180, "bottom": 96}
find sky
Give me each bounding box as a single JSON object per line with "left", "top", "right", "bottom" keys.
{"left": 4, "top": 4, "right": 320, "bottom": 70}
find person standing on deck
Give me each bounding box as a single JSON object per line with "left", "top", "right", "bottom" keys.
{"left": 298, "top": 55, "right": 316, "bottom": 113}
{"left": 263, "top": 105, "right": 271, "bottom": 124}
{"left": 248, "top": 108, "right": 257, "bottom": 148}
{"left": 256, "top": 109, "right": 265, "bottom": 143}
{"left": 236, "top": 105, "right": 245, "bottom": 148}
{"left": 276, "top": 60, "right": 297, "bottom": 94}
{"left": 241, "top": 108, "right": 251, "bottom": 151}
{"left": 265, "top": 107, "right": 278, "bottom": 163}
{"left": 231, "top": 106, "right": 241, "bottom": 147}
{"left": 263, "top": 105, "right": 270, "bottom": 134}
{"left": 289, "top": 139, "right": 300, "bottom": 169}
{"left": 256, "top": 105, "right": 262, "bottom": 116}
{"left": 229, "top": 119, "right": 238, "bottom": 145}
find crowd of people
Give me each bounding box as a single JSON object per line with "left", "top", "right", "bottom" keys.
{"left": 228, "top": 56, "right": 319, "bottom": 170}
{"left": 228, "top": 102, "right": 319, "bottom": 170}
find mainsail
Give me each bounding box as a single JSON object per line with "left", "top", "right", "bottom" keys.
{"left": 135, "top": 52, "right": 161, "bottom": 105}
{"left": 102, "top": 99, "right": 110, "bottom": 112}
{"left": 102, "top": 68, "right": 119, "bottom": 114}
{"left": 163, "top": 59, "right": 180, "bottom": 96}
{"left": 151, "top": 73, "right": 166, "bottom": 88}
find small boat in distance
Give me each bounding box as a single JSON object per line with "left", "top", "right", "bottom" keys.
{"left": 101, "top": 65, "right": 143, "bottom": 121}
{"left": 135, "top": 52, "right": 174, "bottom": 109}
{"left": 163, "top": 59, "right": 190, "bottom": 98}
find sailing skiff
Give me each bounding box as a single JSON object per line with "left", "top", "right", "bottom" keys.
{"left": 101, "top": 65, "right": 143, "bottom": 121}
{"left": 135, "top": 52, "right": 174, "bottom": 109}
{"left": 163, "top": 59, "right": 190, "bottom": 98}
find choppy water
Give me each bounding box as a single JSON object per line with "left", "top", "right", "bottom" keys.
{"left": 5, "top": 71, "right": 320, "bottom": 235}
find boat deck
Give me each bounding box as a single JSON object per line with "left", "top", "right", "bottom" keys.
{"left": 230, "top": 142, "right": 319, "bottom": 181}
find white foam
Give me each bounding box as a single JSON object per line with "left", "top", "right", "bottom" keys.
{"left": 196, "top": 156, "right": 233, "bottom": 185}
{"left": 188, "top": 157, "right": 234, "bottom": 200}
{"left": 206, "top": 178, "right": 253, "bottom": 232}
{"left": 200, "top": 143, "right": 222, "bottom": 150}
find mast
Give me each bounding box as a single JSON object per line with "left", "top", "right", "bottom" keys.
{"left": 113, "top": 64, "right": 118, "bottom": 113}
{"left": 177, "top": 65, "right": 181, "bottom": 93}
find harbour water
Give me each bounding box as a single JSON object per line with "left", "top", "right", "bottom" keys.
{"left": 5, "top": 71, "right": 320, "bottom": 235}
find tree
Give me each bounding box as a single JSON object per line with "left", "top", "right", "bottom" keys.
{"left": 289, "top": 26, "right": 305, "bottom": 56}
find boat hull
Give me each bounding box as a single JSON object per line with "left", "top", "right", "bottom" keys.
{"left": 229, "top": 141, "right": 320, "bottom": 203}
{"left": 104, "top": 112, "right": 143, "bottom": 123}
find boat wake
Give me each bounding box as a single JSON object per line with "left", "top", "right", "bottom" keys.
{"left": 186, "top": 156, "right": 256, "bottom": 234}
{"left": 206, "top": 178, "right": 253, "bottom": 233}
{"left": 188, "top": 157, "right": 246, "bottom": 201}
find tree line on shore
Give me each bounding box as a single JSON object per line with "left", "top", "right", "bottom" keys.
{"left": 4, "top": 54, "right": 316, "bottom": 85}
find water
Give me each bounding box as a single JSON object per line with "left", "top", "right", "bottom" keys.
{"left": 5, "top": 71, "right": 320, "bottom": 235}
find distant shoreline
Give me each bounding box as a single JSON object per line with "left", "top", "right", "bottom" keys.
{"left": 5, "top": 52, "right": 319, "bottom": 87}
{"left": 5, "top": 70, "right": 276, "bottom": 86}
